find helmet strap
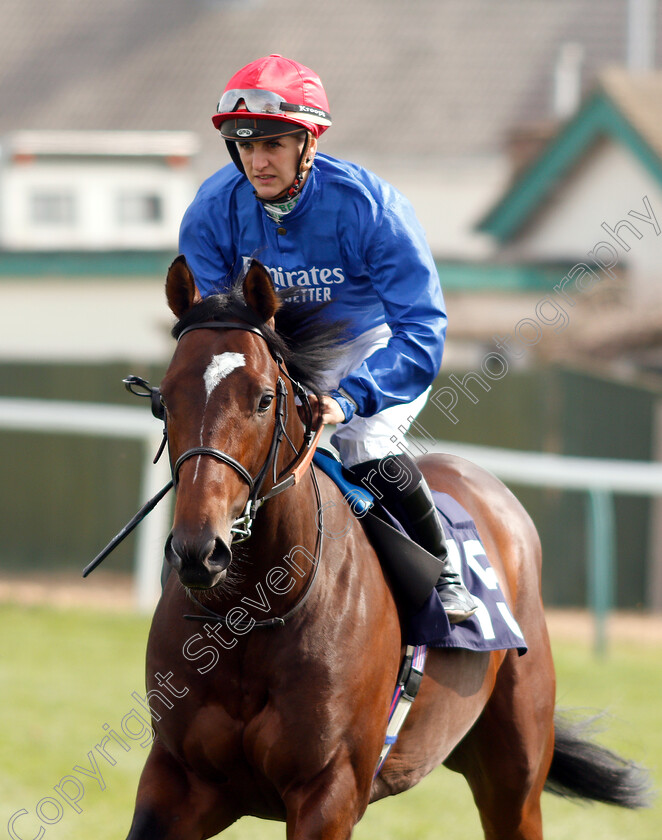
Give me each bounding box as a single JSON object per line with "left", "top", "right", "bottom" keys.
{"left": 289, "top": 133, "right": 312, "bottom": 197}
{"left": 224, "top": 132, "right": 314, "bottom": 203}
{"left": 225, "top": 139, "right": 245, "bottom": 175}
{"left": 254, "top": 132, "right": 313, "bottom": 205}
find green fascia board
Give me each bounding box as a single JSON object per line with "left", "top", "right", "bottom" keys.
{"left": 478, "top": 91, "right": 662, "bottom": 241}
{"left": 436, "top": 261, "right": 574, "bottom": 292}
{"left": 0, "top": 250, "right": 176, "bottom": 278}
{"left": 0, "top": 248, "right": 567, "bottom": 292}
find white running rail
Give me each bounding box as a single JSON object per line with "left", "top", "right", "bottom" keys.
{"left": 0, "top": 397, "right": 171, "bottom": 612}
{"left": 2, "top": 399, "right": 661, "bottom": 647}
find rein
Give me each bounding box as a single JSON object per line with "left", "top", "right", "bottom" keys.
{"left": 83, "top": 318, "right": 324, "bottom": 581}
{"left": 184, "top": 464, "right": 324, "bottom": 629}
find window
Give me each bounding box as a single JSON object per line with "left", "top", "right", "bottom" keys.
{"left": 118, "top": 192, "right": 164, "bottom": 225}
{"left": 30, "top": 191, "right": 76, "bottom": 225}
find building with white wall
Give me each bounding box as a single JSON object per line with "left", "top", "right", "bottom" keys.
{"left": 0, "top": 131, "right": 199, "bottom": 252}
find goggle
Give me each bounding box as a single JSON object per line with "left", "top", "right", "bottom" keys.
{"left": 217, "top": 89, "right": 332, "bottom": 126}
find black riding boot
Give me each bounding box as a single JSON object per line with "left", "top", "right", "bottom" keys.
{"left": 351, "top": 454, "right": 478, "bottom": 623}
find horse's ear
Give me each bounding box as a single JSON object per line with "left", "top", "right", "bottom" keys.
{"left": 166, "top": 255, "right": 201, "bottom": 318}
{"left": 243, "top": 260, "right": 280, "bottom": 324}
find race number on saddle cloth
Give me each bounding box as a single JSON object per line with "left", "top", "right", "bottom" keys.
{"left": 411, "top": 491, "right": 527, "bottom": 653}
{"left": 313, "top": 449, "right": 527, "bottom": 655}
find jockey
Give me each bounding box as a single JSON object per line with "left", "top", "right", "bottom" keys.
{"left": 179, "top": 54, "right": 477, "bottom": 623}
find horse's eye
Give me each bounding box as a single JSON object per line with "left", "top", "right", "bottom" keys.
{"left": 258, "top": 393, "right": 274, "bottom": 413}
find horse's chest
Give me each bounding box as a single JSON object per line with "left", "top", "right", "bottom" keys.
{"left": 161, "top": 664, "right": 334, "bottom": 785}
{"left": 171, "top": 696, "right": 328, "bottom": 805}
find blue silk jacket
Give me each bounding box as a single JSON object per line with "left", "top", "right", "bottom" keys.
{"left": 179, "top": 153, "right": 447, "bottom": 419}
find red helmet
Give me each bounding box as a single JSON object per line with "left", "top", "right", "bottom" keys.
{"left": 212, "top": 54, "right": 332, "bottom": 141}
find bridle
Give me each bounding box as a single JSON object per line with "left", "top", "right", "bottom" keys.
{"left": 83, "top": 316, "right": 324, "bottom": 579}
{"left": 166, "top": 319, "right": 321, "bottom": 541}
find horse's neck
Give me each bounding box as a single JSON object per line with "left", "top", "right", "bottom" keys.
{"left": 244, "top": 471, "right": 321, "bottom": 580}
{"left": 255, "top": 414, "right": 319, "bottom": 553}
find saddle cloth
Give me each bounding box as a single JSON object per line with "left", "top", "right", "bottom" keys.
{"left": 313, "top": 450, "right": 527, "bottom": 655}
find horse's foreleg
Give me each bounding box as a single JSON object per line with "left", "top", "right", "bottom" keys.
{"left": 284, "top": 754, "right": 369, "bottom": 840}
{"left": 126, "top": 738, "right": 236, "bottom": 840}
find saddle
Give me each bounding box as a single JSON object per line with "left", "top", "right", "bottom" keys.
{"left": 313, "top": 448, "right": 527, "bottom": 655}
{"left": 313, "top": 448, "right": 447, "bottom": 613}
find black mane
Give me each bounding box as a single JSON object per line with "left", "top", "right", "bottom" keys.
{"left": 171, "top": 280, "right": 349, "bottom": 395}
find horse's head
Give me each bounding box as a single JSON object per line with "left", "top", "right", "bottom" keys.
{"left": 161, "top": 257, "right": 307, "bottom": 589}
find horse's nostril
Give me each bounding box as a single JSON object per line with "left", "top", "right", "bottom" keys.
{"left": 165, "top": 530, "right": 231, "bottom": 587}
{"left": 208, "top": 536, "right": 232, "bottom": 571}
{"left": 164, "top": 533, "right": 182, "bottom": 572}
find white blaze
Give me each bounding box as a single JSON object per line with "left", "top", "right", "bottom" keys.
{"left": 203, "top": 352, "right": 245, "bottom": 399}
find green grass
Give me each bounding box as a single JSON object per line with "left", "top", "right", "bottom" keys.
{"left": 1, "top": 603, "right": 660, "bottom": 839}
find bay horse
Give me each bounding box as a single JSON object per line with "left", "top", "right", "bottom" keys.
{"left": 126, "top": 256, "right": 649, "bottom": 840}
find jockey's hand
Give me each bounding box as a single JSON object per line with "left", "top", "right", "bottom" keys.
{"left": 305, "top": 394, "right": 346, "bottom": 426}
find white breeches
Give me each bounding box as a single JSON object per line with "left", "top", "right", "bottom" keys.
{"left": 318, "top": 323, "right": 431, "bottom": 469}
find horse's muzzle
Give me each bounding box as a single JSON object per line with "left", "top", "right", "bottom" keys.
{"left": 164, "top": 530, "right": 232, "bottom": 589}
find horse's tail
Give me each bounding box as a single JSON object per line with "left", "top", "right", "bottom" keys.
{"left": 544, "top": 711, "right": 653, "bottom": 809}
